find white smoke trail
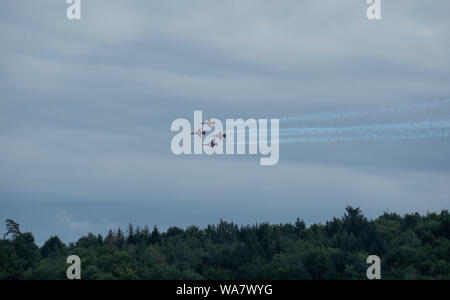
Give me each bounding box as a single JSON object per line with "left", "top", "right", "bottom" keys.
{"left": 279, "top": 129, "right": 450, "bottom": 144}
{"left": 228, "top": 99, "right": 450, "bottom": 144}
{"left": 238, "top": 129, "right": 450, "bottom": 145}
{"left": 279, "top": 119, "right": 450, "bottom": 137}
{"left": 281, "top": 99, "right": 450, "bottom": 123}
{"left": 238, "top": 119, "right": 450, "bottom": 136}
{"left": 236, "top": 119, "right": 450, "bottom": 144}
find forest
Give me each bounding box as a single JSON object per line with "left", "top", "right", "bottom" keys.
{"left": 0, "top": 207, "right": 449, "bottom": 280}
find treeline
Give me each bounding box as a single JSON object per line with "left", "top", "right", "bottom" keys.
{"left": 0, "top": 207, "right": 449, "bottom": 280}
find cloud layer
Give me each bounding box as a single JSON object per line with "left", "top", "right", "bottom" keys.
{"left": 1, "top": 0, "right": 450, "bottom": 244}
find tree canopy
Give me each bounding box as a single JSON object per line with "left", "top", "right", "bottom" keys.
{"left": 0, "top": 207, "right": 449, "bottom": 280}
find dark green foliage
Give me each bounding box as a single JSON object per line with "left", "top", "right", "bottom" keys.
{"left": 3, "top": 219, "right": 21, "bottom": 240}
{"left": 0, "top": 207, "right": 449, "bottom": 280}
{"left": 41, "top": 236, "right": 67, "bottom": 259}
{"left": 0, "top": 224, "right": 40, "bottom": 279}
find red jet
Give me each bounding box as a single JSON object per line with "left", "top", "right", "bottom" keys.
{"left": 204, "top": 140, "right": 218, "bottom": 148}
{"left": 191, "top": 129, "right": 206, "bottom": 137}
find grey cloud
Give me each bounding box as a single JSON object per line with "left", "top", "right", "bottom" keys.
{"left": 1, "top": 0, "right": 450, "bottom": 243}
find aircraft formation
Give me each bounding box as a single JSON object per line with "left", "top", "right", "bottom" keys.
{"left": 191, "top": 119, "right": 226, "bottom": 148}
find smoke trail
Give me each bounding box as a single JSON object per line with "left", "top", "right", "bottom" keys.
{"left": 226, "top": 99, "right": 450, "bottom": 145}
{"left": 279, "top": 129, "right": 450, "bottom": 144}
{"left": 281, "top": 99, "right": 450, "bottom": 123}
{"left": 238, "top": 128, "right": 450, "bottom": 145}
{"left": 235, "top": 119, "right": 450, "bottom": 144}
{"left": 278, "top": 119, "right": 450, "bottom": 137}
{"left": 237, "top": 119, "right": 450, "bottom": 137}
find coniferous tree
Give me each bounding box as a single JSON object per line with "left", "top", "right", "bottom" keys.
{"left": 151, "top": 225, "right": 161, "bottom": 244}
{"left": 116, "top": 228, "right": 125, "bottom": 248}
{"left": 105, "top": 230, "right": 115, "bottom": 248}
{"left": 4, "top": 219, "right": 21, "bottom": 240}
{"left": 127, "top": 223, "right": 135, "bottom": 244}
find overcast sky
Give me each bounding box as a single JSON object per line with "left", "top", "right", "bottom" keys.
{"left": 1, "top": 0, "right": 450, "bottom": 245}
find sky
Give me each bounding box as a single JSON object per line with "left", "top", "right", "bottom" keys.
{"left": 1, "top": 0, "right": 450, "bottom": 245}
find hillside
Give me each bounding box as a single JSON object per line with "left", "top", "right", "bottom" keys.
{"left": 0, "top": 207, "right": 449, "bottom": 280}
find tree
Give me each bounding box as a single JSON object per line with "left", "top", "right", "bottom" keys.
{"left": 105, "top": 230, "right": 115, "bottom": 248}
{"left": 40, "top": 236, "right": 67, "bottom": 259}
{"left": 4, "top": 219, "right": 21, "bottom": 240}
{"left": 14, "top": 232, "right": 40, "bottom": 270}
{"left": 342, "top": 206, "right": 367, "bottom": 236}
{"left": 438, "top": 210, "right": 450, "bottom": 239}
{"left": 116, "top": 228, "right": 125, "bottom": 248}
{"left": 127, "top": 223, "right": 135, "bottom": 244}
{"left": 294, "top": 218, "right": 306, "bottom": 237}
{"left": 152, "top": 225, "right": 161, "bottom": 244}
